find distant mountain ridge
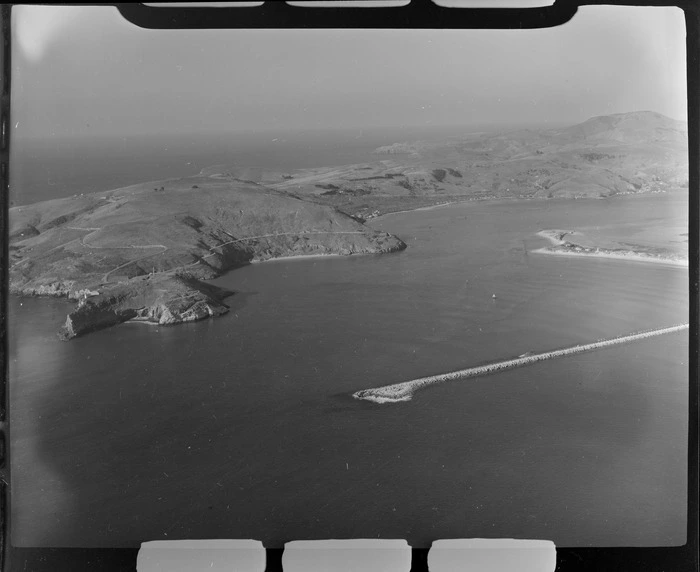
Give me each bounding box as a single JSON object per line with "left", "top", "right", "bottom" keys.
{"left": 8, "top": 110, "right": 687, "bottom": 338}
{"left": 271, "top": 110, "right": 688, "bottom": 219}
{"left": 555, "top": 111, "right": 687, "bottom": 144}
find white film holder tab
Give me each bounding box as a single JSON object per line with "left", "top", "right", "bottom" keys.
{"left": 428, "top": 539, "right": 556, "bottom": 572}
{"left": 137, "top": 539, "right": 266, "bottom": 572}
{"left": 283, "top": 539, "right": 412, "bottom": 572}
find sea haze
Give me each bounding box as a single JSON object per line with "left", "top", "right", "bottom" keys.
{"left": 10, "top": 191, "right": 688, "bottom": 547}
{"left": 10, "top": 124, "right": 514, "bottom": 206}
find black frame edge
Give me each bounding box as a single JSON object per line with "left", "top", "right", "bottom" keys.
{"left": 1, "top": 2, "right": 698, "bottom": 572}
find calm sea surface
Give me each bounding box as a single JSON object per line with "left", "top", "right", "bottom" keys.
{"left": 9, "top": 163, "right": 688, "bottom": 546}
{"left": 10, "top": 126, "right": 479, "bottom": 206}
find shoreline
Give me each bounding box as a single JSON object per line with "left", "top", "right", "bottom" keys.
{"left": 536, "top": 229, "right": 578, "bottom": 246}
{"left": 535, "top": 228, "right": 688, "bottom": 267}
{"left": 370, "top": 193, "right": 620, "bottom": 223}
{"left": 532, "top": 247, "right": 688, "bottom": 267}
{"left": 250, "top": 252, "right": 344, "bottom": 264}
{"left": 250, "top": 246, "right": 402, "bottom": 264}
{"left": 372, "top": 200, "right": 470, "bottom": 220}
{"left": 371, "top": 195, "right": 552, "bottom": 221}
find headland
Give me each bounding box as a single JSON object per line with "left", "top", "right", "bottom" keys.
{"left": 10, "top": 111, "right": 688, "bottom": 339}
{"left": 9, "top": 176, "right": 406, "bottom": 339}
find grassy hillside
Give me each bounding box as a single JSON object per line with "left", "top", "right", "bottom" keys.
{"left": 10, "top": 176, "right": 406, "bottom": 338}
{"left": 270, "top": 111, "right": 688, "bottom": 219}
{"left": 9, "top": 111, "right": 686, "bottom": 338}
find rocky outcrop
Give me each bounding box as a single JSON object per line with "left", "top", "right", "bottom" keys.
{"left": 12, "top": 281, "right": 78, "bottom": 298}
{"left": 60, "top": 303, "right": 138, "bottom": 341}
{"left": 58, "top": 274, "right": 233, "bottom": 340}
{"left": 249, "top": 230, "right": 406, "bottom": 262}
{"left": 354, "top": 324, "right": 689, "bottom": 403}
{"left": 9, "top": 176, "right": 408, "bottom": 339}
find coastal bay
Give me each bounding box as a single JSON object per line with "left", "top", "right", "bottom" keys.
{"left": 7, "top": 4, "right": 691, "bottom": 558}
{"left": 10, "top": 193, "right": 688, "bottom": 547}
{"left": 8, "top": 112, "right": 688, "bottom": 341}
{"left": 9, "top": 175, "right": 406, "bottom": 339}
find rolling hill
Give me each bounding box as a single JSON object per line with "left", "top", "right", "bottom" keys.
{"left": 9, "top": 111, "right": 687, "bottom": 338}
{"left": 270, "top": 111, "right": 688, "bottom": 220}
{"left": 9, "top": 176, "right": 406, "bottom": 338}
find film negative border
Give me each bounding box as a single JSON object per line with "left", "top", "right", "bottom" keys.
{"left": 1, "top": 4, "right": 11, "bottom": 572}
{"left": 115, "top": 0, "right": 579, "bottom": 29}
{"left": 0, "top": 1, "right": 698, "bottom": 571}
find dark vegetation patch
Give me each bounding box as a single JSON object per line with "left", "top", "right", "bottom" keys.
{"left": 432, "top": 169, "right": 447, "bottom": 182}
{"left": 526, "top": 168, "right": 553, "bottom": 176}
{"left": 10, "top": 225, "right": 40, "bottom": 241}
{"left": 446, "top": 168, "right": 462, "bottom": 178}
{"left": 42, "top": 212, "right": 81, "bottom": 231}
{"left": 581, "top": 152, "right": 617, "bottom": 162}
{"left": 321, "top": 188, "right": 371, "bottom": 197}
{"left": 176, "top": 215, "right": 204, "bottom": 230}
{"left": 347, "top": 173, "right": 404, "bottom": 181}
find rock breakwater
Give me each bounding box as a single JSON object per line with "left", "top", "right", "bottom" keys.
{"left": 353, "top": 324, "right": 689, "bottom": 403}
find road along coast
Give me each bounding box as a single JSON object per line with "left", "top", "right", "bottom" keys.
{"left": 9, "top": 177, "right": 407, "bottom": 339}
{"left": 353, "top": 324, "right": 689, "bottom": 403}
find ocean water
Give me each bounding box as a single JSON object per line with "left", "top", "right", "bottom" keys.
{"left": 9, "top": 126, "right": 484, "bottom": 207}
{"left": 9, "top": 190, "right": 689, "bottom": 547}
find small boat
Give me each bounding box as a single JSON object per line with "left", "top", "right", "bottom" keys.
{"left": 492, "top": 294, "right": 497, "bottom": 299}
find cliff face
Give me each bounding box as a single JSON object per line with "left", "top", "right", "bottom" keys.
{"left": 58, "top": 274, "right": 233, "bottom": 340}
{"left": 10, "top": 177, "right": 406, "bottom": 339}
{"left": 60, "top": 300, "right": 138, "bottom": 341}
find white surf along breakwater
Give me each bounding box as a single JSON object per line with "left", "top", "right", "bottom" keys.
{"left": 353, "top": 324, "right": 689, "bottom": 403}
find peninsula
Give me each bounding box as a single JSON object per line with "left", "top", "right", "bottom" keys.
{"left": 9, "top": 177, "right": 406, "bottom": 339}
{"left": 268, "top": 111, "right": 688, "bottom": 220}
{"left": 9, "top": 111, "right": 688, "bottom": 339}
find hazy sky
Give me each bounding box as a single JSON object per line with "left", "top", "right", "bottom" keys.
{"left": 11, "top": 4, "right": 687, "bottom": 139}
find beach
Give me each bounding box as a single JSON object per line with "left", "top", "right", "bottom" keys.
{"left": 250, "top": 252, "right": 347, "bottom": 263}
{"left": 534, "top": 228, "right": 688, "bottom": 267}
{"left": 533, "top": 247, "right": 689, "bottom": 267}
